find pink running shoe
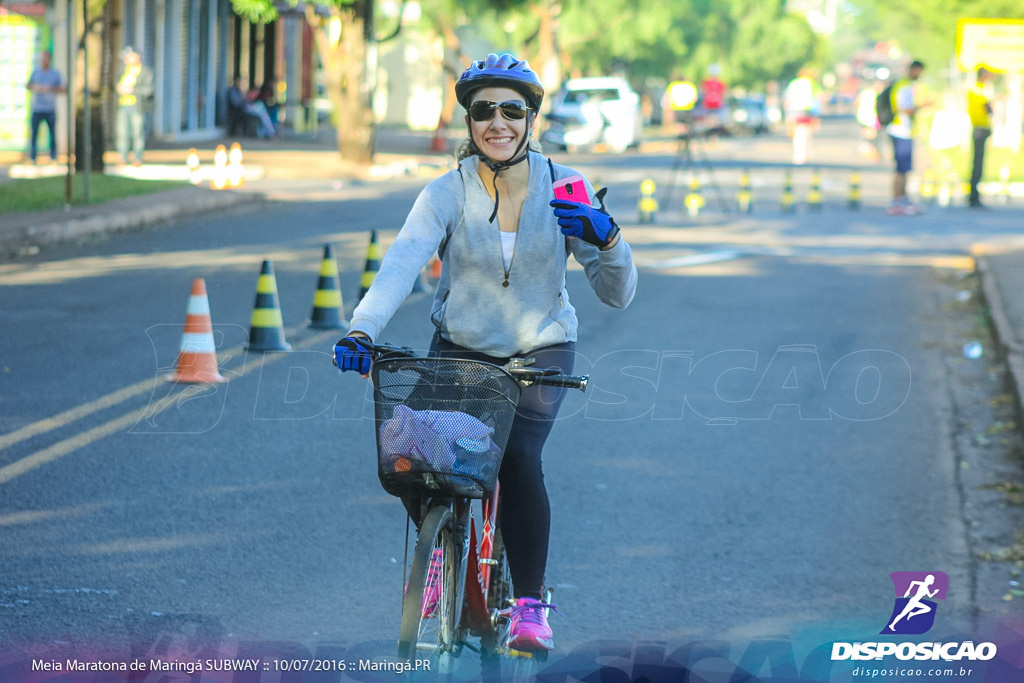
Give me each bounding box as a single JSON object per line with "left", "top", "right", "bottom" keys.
{"left": 420, "top": 548, "right": 443, "bottom": 618}
{"left": 507, "top": 597, "right": 560, "bottom": 651}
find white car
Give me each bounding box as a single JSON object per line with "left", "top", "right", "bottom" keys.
{"left": 543, "top": 77, "right": 643, "bottom": 153}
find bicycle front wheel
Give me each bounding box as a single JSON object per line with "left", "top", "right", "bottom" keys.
{"left": 398, "top": 505, "right": 464, "bottom": 672}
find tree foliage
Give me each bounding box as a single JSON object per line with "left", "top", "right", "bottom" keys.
{"left": 855, "top": 0, "right": 1024, "bottom": 72}
{"left": 531, "top": 0, "right": 818, "bottom": 89}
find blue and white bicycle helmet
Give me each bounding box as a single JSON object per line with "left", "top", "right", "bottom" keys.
{"left": 455, "top": 53, "right": 544, "bottom": 111}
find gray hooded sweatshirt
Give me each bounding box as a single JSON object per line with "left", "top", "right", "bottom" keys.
{"left": 348, "top": 152, "right": 637, "bottom": 357}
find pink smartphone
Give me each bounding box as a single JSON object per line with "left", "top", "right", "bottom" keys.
{"left": 553, "top": 174, "right": 588, "bottom": 203}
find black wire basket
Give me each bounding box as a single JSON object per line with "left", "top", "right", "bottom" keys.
{"left": 372, "top": 357, "right": 522, "bottom": 499}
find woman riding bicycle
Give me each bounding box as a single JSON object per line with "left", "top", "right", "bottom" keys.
{"left": 334, "top": 52, "right": 637, "bottom": 651}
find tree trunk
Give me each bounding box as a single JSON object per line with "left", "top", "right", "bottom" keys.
{"left": 531, "top": 0, "right": 561, "bottom": 112}
{"left": 432, "top": 25, "right": 469, "bottom": 151}
{"left": 308, "top": 4, "right": 375, "bottom": 164}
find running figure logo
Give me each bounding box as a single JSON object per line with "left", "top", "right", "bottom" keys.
{"left": 881, "top": 571, "right": 949, "bottom": 635}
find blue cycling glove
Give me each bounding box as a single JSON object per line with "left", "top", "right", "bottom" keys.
{"left": 334, "top": 336, "right": 373, "bottom": 374}
{"left": 550, "top": 187, "right": 620, "bottom": 249}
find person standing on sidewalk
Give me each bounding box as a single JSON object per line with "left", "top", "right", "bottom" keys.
{"left": 886, "top": 60, "right": 931, "bottom": 215}
{"left": 26, "top": 51, "right": 65, "bottom": 164}
{"left": 115, "top": 47, "right": 154, "bottom": 166}
{"left": 967, "top": 66, "right": 997, "bottom": 209}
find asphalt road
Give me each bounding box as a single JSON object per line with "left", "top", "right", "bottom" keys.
{"left": 2, "top": 120, "right": 1024, "bottom": 681}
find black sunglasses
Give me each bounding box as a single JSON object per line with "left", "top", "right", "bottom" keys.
{"left": 468, "top": 100, "right": 531, "bottom": 122}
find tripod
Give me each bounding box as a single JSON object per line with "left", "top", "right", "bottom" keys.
{"left": 661, "top": 131, "right": 731, "bottom": 214}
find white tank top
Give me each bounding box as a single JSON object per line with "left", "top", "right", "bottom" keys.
{"left": 499, "top": 230, "right": 516, "bottom": 269}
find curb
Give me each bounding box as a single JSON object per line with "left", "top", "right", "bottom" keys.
{"left": 1, "top": 187, "right": 260, "bottom": 258}
{"left": 973, "top": 252, "right": 1024, "bottom": 425}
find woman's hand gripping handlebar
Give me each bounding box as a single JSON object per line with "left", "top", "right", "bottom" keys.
{"left": 333, "top": 337, "right": 588, "bottom": 391}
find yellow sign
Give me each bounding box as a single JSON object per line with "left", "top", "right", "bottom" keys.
{"left": 957, "top": 18, "right": 1024, "bottom": 72}
{"left": 666, "top": 81, "right": 698, "bottom": 111}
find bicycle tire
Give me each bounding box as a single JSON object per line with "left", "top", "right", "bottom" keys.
{"left": 398, "top": 505, "right": 464, "bottom": 673}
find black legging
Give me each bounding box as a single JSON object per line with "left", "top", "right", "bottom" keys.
{"left": 414, "top": 333, "right": 574, "bottom": 600}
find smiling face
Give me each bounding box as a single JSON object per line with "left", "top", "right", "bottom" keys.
{"left": 467, "top": 86, "right": 532, "bottom": 163}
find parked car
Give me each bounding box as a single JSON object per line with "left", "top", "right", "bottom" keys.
{"left": 727, "top": 96, "right": 771, "bottom": 135}
{"left": 541, "top": 77, "right": 643, "bottom": 153}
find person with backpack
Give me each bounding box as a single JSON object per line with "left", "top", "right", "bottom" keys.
{"left": 884, "top": 60, "right": 931, "bottom": 215}
{"left": 333, "top": 53, "right": 637, "bottom": 651}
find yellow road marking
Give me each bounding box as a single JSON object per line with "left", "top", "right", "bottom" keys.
{"left": 0, "top": 325, "right": 324, "bottom": 453}
{"left": 0, "top": 330, "right": 337, "bottom": 485}
{"left": 0, "top": 379, "right": 155, "bottom": 451}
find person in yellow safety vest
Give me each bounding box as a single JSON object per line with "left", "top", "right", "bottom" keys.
{"left": 967, "top": 66, "right": 997, "bottom": 209}
{"left": 115, "top": 46, "right": 154, "bottom": 166}
{"left": 664, "top": 79, "right": 698, "bottom": 133}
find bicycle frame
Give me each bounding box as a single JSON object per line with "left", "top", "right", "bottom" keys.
{"left": 363, "top": 342, "right": 586, "bottom": 666}
{"left": 458, "top": 483, "right": 503, "bottom": 635}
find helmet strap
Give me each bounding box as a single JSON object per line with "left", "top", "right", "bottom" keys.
{"left": 479, "top": 117, "right": 532, "bottom": 223}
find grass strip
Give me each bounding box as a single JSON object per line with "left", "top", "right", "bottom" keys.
{"left": 0, "top": 175, "right": 188, "bottom": 213}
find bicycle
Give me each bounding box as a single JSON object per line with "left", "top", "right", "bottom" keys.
{"left": 363, "top": 342, "right": 588, "bottom": 679}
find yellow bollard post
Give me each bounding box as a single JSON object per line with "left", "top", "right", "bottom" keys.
{"left": 227, "top": 142, "right": 245, "bottom": 188}
{"left": 780, "top": 170, "right": 795, "bottom": 213}
{"left": 847, "top": 170, "right": 861, "bottom": 210}
{"left": 920, "top": 168, "right": 936, "bottom": 205}
{"left": 806, "top": 168, "right": 823, "bottom": 212}
{"left": 186, "top": 148, "right": 201, "bottom": 185}
{"left": 737, "top": 169, "right": 753, "bottom": 214}
{"left": 638, "top": 178, "right": 659, "bottom": 223}
{"left": 211, "top": 144, "right": 228, "bottom": 190}
{"left": 684, "top": 173, "right": 704, "bottom": 218}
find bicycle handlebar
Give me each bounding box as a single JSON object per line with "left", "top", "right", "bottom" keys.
{"left": 364, "top": 342, "right": 589, "bottom": 392}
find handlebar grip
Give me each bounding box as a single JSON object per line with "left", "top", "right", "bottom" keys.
{"left": 536, "top": 374, "right": 589, "bottom": 392}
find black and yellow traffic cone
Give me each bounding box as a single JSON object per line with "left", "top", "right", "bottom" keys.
{"left": 806, "top": 168, "right": 823, "bottom": 211}
{"left": 248, "top": 259, "right": 291, "bottom": 351}
{"left": 359, "top": 230, "right": 382, "bottom": 302}
{"left": 684, "top": 173, "right": 704, "bottom": 217}
{"left": 638, "top": 178, "right": 658, "bottom": 223}
{"left": 780, "top": 170, "right": 795, "bottom": 213}
{"left": 308, "top": 245, "right": 346, "bottom": 329}
{"left": 847, "top": 170, "right": 862, "bottom": 210}
{"left": 937, "top": 174, "right": 952, "bottom": 208}
{"left": 737, "top": 169, "right": 753, "bottom": 214}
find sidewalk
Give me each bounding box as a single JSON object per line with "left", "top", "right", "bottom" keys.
{"left": 0, "top": 125, "right": 457, "bottom": 257}
{"left": 974, "top": 245, "right": 1024, "bottom": 432}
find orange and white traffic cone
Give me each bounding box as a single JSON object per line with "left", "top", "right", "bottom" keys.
{"left": 168, "top": 278, "right": 227, "bottom": 383}
{"left": 428, "top": 255, "right": 442, "bottom": 281}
